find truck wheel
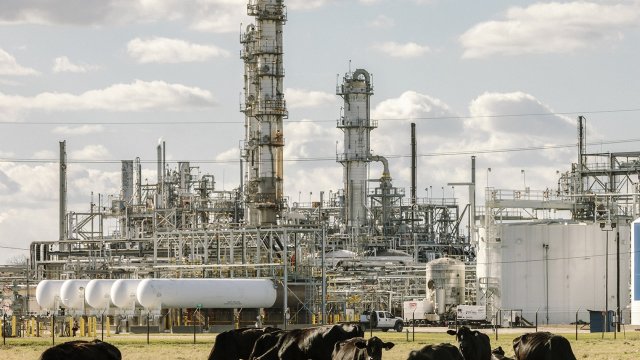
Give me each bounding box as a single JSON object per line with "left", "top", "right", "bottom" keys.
{"left": 381, "top": 328, "right": 388, "bottom": 332}
{"left": 394, "top": 321, "right": 403, "bottom": 332}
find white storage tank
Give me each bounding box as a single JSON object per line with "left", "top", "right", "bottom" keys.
{"left": 35, "top": 280, "right": 66, "bottom": 311}
{"left": 85, "top": 279, "right": 118, "bottom": 311}
{"left": 59, "top": 279, "right": 91, "bottom": 313}
{"left": 631, "top": 218, "right": 640, "bottom": 325}
{"left": 110, "top": 279, "right": 143, "bottom": 311}
{"left": 136, "top": 278, "right": 277, "bottom": 310}
{"left": 425, "top": 257, "right": 465, "bottom": 315}
{"left": 493, "top": 221, "right": 631, "bottom": 324}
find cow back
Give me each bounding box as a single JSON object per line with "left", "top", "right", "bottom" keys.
{"left": 512, "top": 332, "right": 576, "bottom": 360}
{"left": 407, "top": 343, "right": 464, "bottom": 360}
{"left": 40, "top": 340, "right": 121, "bottom": 360}
{"left": 276, "top": 324, "right": 364, "bottom": 360}
{"left": 209, "top": 327, "right": 279, "bottom": 360}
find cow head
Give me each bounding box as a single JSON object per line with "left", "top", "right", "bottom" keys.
{"left": 354, "top": 337, "right": 394, "bottom": 360}
{"left": 447, "top": 326, "right": 489, "bottom": 360}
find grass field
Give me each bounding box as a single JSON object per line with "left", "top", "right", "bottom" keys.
{"left": 2, "top": 328, "right": 640, "bottom": 359}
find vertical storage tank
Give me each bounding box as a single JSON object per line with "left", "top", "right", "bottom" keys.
{"left": 632, "top": 218, "right": 640, "bottom": 325}
{"left": 425, "top": 257, "right": 465, "bottom": 315}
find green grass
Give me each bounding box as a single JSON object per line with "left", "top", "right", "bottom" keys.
{"left": 2, "top": 329, "right": 640, "bottom": 359}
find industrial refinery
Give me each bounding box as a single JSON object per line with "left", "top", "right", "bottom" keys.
{"left": 3, "top": 0, "right": 640, "bottom": 334}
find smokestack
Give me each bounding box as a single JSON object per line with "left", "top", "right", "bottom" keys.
{"left": 411, "top": 123, "right": 417, "bottom": 205}
{"left": 59, "top": 141, "right": 67, "bottom": 241}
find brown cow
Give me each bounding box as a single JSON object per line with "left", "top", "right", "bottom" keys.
{"left": 332, "top": 336, "right": 394, "bottom": 360}
{"left": 40, "top": 340, "right": 121, "bottom": 360}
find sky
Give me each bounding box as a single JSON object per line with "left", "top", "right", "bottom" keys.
{"left": 1, "top": 0, "right": 640, "bottom": 264}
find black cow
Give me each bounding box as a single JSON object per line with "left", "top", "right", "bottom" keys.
{"left": 491, "top": 346, "right": 514, "bottom": 360}
{"left": 254, "top": 324, "right": 364, "bottom": 360}
{"left": 406, "top": 343, "right": 464, "bottom": 360}
{"left": 447, "top": 326, "right": 492, "bottom": 360}
{"left": 332, "top": 336, "right": 395, "bottom": 360}
{"left": 249, "top": 329, "right": 289, "bottom": 360}
{"left": 208, "top": 326, "right": 280, "bottom": 360}
{"left": 512, "top": 332, "right": 576, "bottom": 360}
{"left": 40, "top": 340, "right": 121, "bottom": 360}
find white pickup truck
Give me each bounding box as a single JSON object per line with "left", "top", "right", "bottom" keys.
{"left": 360, "top": 310, "right": 404, "bottom": 332}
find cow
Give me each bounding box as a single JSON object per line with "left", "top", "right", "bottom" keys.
{"left": 208, "top": 326, "right": 280, "bottom": 360}
{"left": 40, "top": 340, "right": 121, "bottom": 360}
{"left": 406, "top": 343, "right": 464, "bottom": 360}
{"left": 332, "top": 336, "right": 395, "bottom": 360}
{"left": 254, "top": 323, "right": 364, "bottom": 360}
{"left": 249, "top": 329, "right": 289, "bottom": 360}
{"left": 512, "top": 332, "right": 576, "bottom": 360}
{"left": 491, "top": 347, "right": 514, "bottom": 360}
{"left": 447, "top": 326, "right": 492, "bottom": 360}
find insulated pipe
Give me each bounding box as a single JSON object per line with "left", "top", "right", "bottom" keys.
{"left": 369, "top": 155, "right": 390, "bottom": 179}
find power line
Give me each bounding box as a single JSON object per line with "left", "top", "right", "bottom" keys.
{"left": 0, "top": 245, "right": 29, "bottom": 251}
{"left": 0, "top": 107, "right": 639, "bottom": 126}
{"left": 1, "top": 137, "right": 639, "bottom": 165}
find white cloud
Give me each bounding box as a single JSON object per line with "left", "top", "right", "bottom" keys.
{"left": 286, "top": 0, "right": 333, "bottom": 11}
{"left": 127, "top": 37, "right": 230, "bottom": 64}
{"left": 371, "top": 41, "right": 430, "bottom": 58}
{"left": 369, "top": 15, "right": 394, "bottom": 29}
{"left": 71, "top": 144, "right": 110, "bottom": 161}
{"left": 0, "top": 48, "right": 39, "bottom": 76}
{"left": 466, "top": 92, "right": 575, "bottom": 138}
{"left": 285, "top": 88, "right": 336, "bottom": 109}
{"left": 460, "top": 2, "right": 640, "bottom": 58}
{"left": 52, "top": 56, "right": 100, "bottom": 73}
{"left": 0, "top": 80, "right": 216, "bottom": 112}
{"left": 52, "top": 124, "right": 105, "bottom": 135}
{"left": 215, "top": 147, "right": 240, "bottom": 162}
{"left": 0, "top": 0, "right": 247, "bottom": 33}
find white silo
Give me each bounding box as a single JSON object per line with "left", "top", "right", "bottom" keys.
{"left": 489, "top": 221, "right": 631, "bottom": 324}
{"left": 631, "top": 218, "right": 640, "bottom": 325}
{"left": 425, "top": 257, "right": 465, "bottom": 315}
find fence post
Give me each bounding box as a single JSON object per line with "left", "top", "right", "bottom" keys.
{"left": 535, "top": 308, "right": 539, "bottom": 333}
{"left": 575, "top": 308, "right": 580, "bottom": 341}
{"left": 146, "top": 312, "right": 150, "bottom": 345}
{"left": 3, "top": 314, "right": 6, "bottom": 345}
{"left": 495, "top": 310, "right": 500, "bottom": 341}
{"left": 51, "top": 314, "right": 55, "bottom": 345}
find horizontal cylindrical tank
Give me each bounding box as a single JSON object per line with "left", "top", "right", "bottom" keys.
{"left": 110, "top": 279, "right": 143, "bottom": 309}
{"left": 59, "top": 279, "right": 91, "bottom": 311}
{"left": 85, "top": 279, "right": 117, "bottom": 310}
{"left": 35, "top": 280, "right": 66, "bottom": 310}
{"left": 136, "top": 279, "right": 277, "bottom": 310}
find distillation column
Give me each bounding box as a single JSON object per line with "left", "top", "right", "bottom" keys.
{"left": 337, "top": 69, "right": 376, "bottom": 232}
{"left": 241, "top": 0, "right": 287, "bottom": 226}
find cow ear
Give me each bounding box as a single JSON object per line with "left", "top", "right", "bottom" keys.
{"left": 354, "top": 340, "right": 367, "bottom": 349}
{"left": 446, "top": 330, "right": 457, "bottom": 335}
{"left": 384, "top": 342, "right": 395, "bottom": 350}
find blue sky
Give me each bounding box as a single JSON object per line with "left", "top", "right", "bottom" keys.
{"left": 1, "top": 0, "right": 640, "bottom": 263}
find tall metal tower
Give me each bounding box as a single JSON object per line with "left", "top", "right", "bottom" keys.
{"left": 337, "top": 69, "right": 376, "bottom": 232}
{"left": 241, "top": 0, "right": 287, "bottom": 226}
